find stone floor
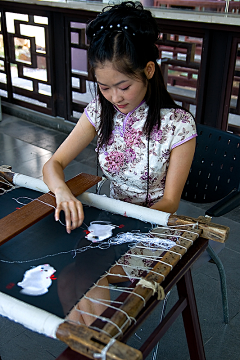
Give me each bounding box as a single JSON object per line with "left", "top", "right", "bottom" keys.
{"left": 0, "top": 112, "right": 240, "bottom": 360}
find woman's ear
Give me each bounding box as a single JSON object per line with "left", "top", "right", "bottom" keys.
{"left": 144, "top": 61, "right": 155, "bottom": 80}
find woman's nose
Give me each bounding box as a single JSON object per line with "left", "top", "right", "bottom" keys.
{"left": 112, "top": 89, "right": 123, "bottom": 104}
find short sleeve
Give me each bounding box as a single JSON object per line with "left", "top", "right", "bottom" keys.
{"left": 169, "top": 109, "right": 197, "bottom": 149}
{"left": 84, "top": 97, "right": 101, "bottom": 132}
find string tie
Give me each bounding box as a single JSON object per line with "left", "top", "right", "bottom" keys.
{"left": 137, "top": 278, "right": 165, "bottom": 300}
{"left": 0, "top": 165, "right": 12, "bottom": 172}
{"left": 93, "top": 338, "right": 116, "bottom": 360}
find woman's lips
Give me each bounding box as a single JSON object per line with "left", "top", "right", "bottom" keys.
{"left": 117, "top": 104, "right": 128, "bottom": 109}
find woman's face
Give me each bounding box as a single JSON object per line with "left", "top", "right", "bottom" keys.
{"left": 95, "top": 61, "right": 148, "bottom": 114}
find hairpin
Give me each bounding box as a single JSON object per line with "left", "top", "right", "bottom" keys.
{"left": 93, "top": 23, "right": 136, "bottom": 38}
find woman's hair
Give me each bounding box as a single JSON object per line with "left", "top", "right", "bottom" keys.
{"left": 86, "top": 1, "right": 178, "bottom": 148}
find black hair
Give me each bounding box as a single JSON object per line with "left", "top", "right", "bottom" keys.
{"left": 86, "top": 1, "right": 178, "bottom": 148}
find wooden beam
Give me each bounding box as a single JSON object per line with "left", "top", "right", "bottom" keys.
{"left": 0, "top": 173, "right": 101, "bottom": 245}
{"left": 167, "top": 214, "right": 229, "bottom": 243}
{"left": 56, "top": 322, "right": 143, "bottom": 360}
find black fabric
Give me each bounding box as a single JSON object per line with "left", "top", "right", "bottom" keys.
{"left": 0, "top": 188, "right": 151, "bottom": 318}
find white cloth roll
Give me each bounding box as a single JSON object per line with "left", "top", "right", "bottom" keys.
{"left": 13, "top": 173, "right": 49, "bottom": 193}
{"left": 78, "top": 192, "right": 170, "bottom": 227}
{"left": 12, "top": 174, "right": 170, "bottom": 226}
{"left": 0, "top": 291, "right": 63, "bottom": 338}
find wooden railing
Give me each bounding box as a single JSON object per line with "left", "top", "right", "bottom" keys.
{"left": 0, "top": 0, "right": 239, "bottom": 133}
{"left": 154, "top": 0, "right": 240, "bottom": 13}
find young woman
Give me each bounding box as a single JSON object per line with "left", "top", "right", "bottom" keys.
{"left": 43, "top": 1, "right": 197, "bottom": 324}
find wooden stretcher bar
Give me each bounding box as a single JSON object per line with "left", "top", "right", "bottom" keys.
{"left": 0, "top": 172, "right": 101, "bottom": 245}
{"left": 54, "top": 227, "right": 202, "bottom": 357}
{"left": 96, "top": 227, "right": 202, "bottom": 338}
{"left": 0, "top": 171, "right": 227, "bottom": 360}
{"left": 55, "top": 237, "right": 208, "bottom": 360}
{"left": 56, "top": 322, "right": 143, "bottom": 360}
{"left": 167, "top": 214, "right": 229, "bottom": 243}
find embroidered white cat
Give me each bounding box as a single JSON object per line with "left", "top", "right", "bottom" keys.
{"left": 86, "top": 221, "right": 116, "bottom": 242}
{"left": 17, "top": 264, "right": 56, "bottom": 296}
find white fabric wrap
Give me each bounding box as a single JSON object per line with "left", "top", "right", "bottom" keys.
{"left": 78, "top": 192, "right": 170, "bottom": 227}
{"left": 0, "top": 292, "right": 63, "bottom": 338}
{"left": 12, "top": 175, "right": 170, "bottom": 226}
{"left": 13, "top": 173, "right": 49, "bottom": 193}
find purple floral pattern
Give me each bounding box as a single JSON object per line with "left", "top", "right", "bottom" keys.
{"left": 85, "top": 99, "right": 197, "bottom": 280}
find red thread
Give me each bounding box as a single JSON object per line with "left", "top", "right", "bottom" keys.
{"left": 50, "top": 274, "right": 57, "bottom": 280}
{"left": 119, "top": 224, "right": 125, "bottom": 228}
{"left": 6, "top": 283, "right": 15, "bottom": 289}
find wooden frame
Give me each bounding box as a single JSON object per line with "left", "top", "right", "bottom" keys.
{"left": 0, "top": 171, "right": 229, "bottom": 360}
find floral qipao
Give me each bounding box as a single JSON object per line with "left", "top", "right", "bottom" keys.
{"left": 85, "top": 98, "right": 197, "bottom": 206}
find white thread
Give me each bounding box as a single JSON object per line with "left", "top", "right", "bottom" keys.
{"left": 93, "top": 338, "right": 116, "bottom": 360}
{"left": 167, "top": 249, "right": 182, "bottom": 258}
{"left": 157, "top": 260, "right": 173, "bottom": 269}
{"left": 124, "top": 253, "right": 164, "bottom": 260}
{"left": 83, "top": 296, "right": 133, "bottom": 327}
{"left": 105, "top": 272, "right": 142, "bottom": 281}
{"left": 121, "top": 253, "right": 173, "bottom": 270}
{"left": 0, "top": 172, "right": 16, "bottom": 195}
{"left": 94, "top": 284, "right": 146, "bottom": 304}
{"left": 12, "top": 196, "right": 66, "bottom": 227}
{"left": 73, "top": 308, "right": 123, "bottom": 336}
{"left": 153, "top": 223, "right": 198, "bottom": 230}
{"left": 135, "top": 244, "right": 167, "bottom": 251}
{"left": 120, "top": 264, "right": 165, "bottom": 280}
{"left": 0, "top": 230, "right": 182, "bottom": 265}
{"left": 151, "top": 231, "right": 196, "bottom": 244}
{"left": 151, "top": 225, "right": 200, "bottom": 236}
{"left": 135, "top": 244, "right": 183, "bottom": 258}
{"left": 173, "top": 244, "right": 188, "bottom": 252}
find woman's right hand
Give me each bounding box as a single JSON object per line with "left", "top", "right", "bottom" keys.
{"left": 54, "top": 186, "right": 84, "bottom": 234}
{"left": 42, "top": 112, "right": 96, "bottom": 233}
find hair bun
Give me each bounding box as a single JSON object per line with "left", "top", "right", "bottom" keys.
{"left": 87, "top": 1, "right": 159, "bottom": 44}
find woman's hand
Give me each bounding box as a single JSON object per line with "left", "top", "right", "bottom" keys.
{"left": 54, "top": 186, "right": 84, "bottom": 234}
{"left": 42, "top": 112, "right": 97, "bottom": 233}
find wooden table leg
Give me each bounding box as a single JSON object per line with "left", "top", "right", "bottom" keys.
{"left": 177, "top": 270, "right": 206, "bottom": 360}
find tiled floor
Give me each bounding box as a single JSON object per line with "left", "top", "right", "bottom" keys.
{"left": 0, "top": 113, "right": 240, "bottom": 360}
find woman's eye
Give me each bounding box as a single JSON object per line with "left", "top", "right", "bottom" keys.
{"left": 121, "top": 86, "right": 130, "bottom": 91}
{"left": 100, "top": 87, "right": 109, "bottom": 91}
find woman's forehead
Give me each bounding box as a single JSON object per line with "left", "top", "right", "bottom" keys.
{"left": 95, "top": 61, "right": 143, "bottom": 85}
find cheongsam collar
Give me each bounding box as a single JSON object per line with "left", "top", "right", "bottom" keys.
{"left": 113, "top": 100, "right": 147, "bottom": 136}
{"left": 113, "top": 99, "right": 146, "bottom": 116}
